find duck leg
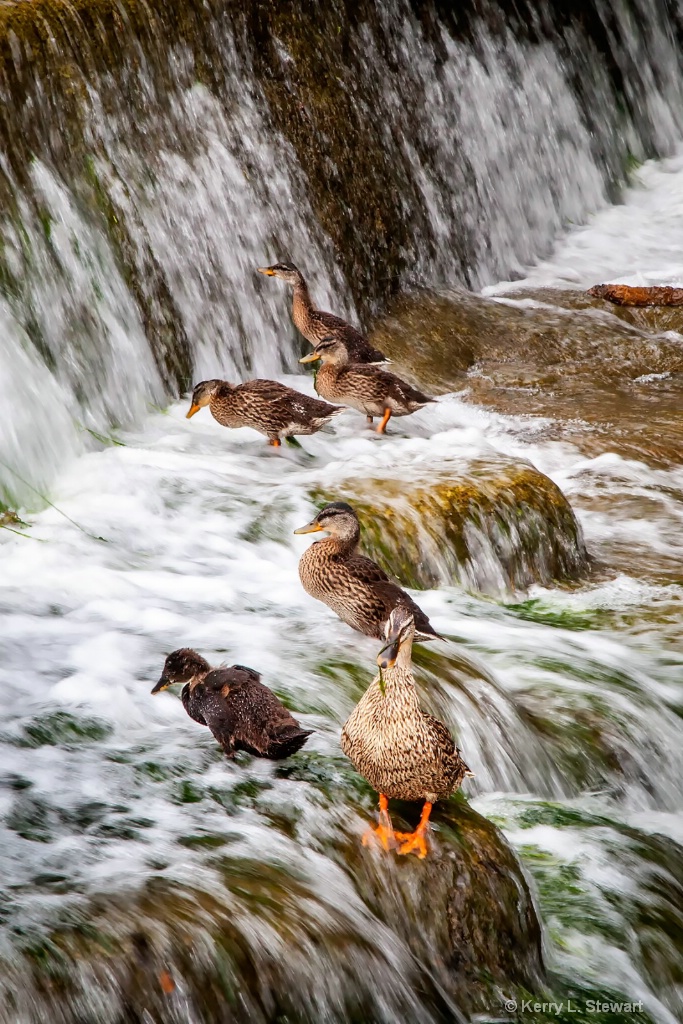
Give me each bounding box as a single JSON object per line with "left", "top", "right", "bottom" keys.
{"left": 268, "top": 438, "right": 282, "bottom": 447}
{"left": 376, "top": 408, "right": 392, "bottom": 434}
{"left": 366, "top": 415, "right": 374, "bottom": 426}
{"left": 362, "top": 793, "right": 397, "bottom": 852}
{"left": 396, "top": 801, "right": 432, "bottom": 859}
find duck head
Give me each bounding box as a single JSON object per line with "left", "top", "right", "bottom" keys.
{"left": 299, "top": 335, "right": 349, "bottom": 366}
{"left": 293, "top": 501, "right": 360, "bottom": 545}
{"left": 186, "top": 379, "right": 226, "bottom": 419}
{"left": 152, "top": 648, "right": 211, "bottom": 694}
{"left": 257, "top": 262, "right": 304, "bottom": 286}
{"left": 377, "top": 606, "right": 416, "bottom": 669}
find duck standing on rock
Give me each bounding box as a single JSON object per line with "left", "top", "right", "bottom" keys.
{"left": 300, "top": 335, "right": 434, "bottom": 434}
{"left": 341, "top": 606, "right": 473, "bottom": 858}
{"left": 257, "top": 262, "right": 387, "bottom": 364}
{"left": 186, "top": 378, "right": 343, "bottom": 447}
{"left": 294, "top": 502, "right": 442, "bottom": 642}
{"left": 152, "top": 649, "right": 312, "bottom": 759}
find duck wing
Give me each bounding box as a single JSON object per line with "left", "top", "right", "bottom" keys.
{"left": 340, "top": 366, "right": 432, "bottom": 407}
{"left": 238, "top": 379, "right": 339, "bottom": 424}
{"left": 343, "top": 555, "right": 440, "bottom": 640}
{"left": 310, "top": 311, "right": 387, "bottom": 364}
{"left": 202, "top": 668, "right": 312, "bottom": 760}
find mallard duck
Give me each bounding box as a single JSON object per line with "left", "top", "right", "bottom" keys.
{"left": 300, "top": 335, "right": 434, "bottom": 433}
{"left": 293, "top": 502, "right": 441, "bottom": 642}
{"left": 257, "top": 262, "right": 387, "bottom": 364}
{"left": 341, "top": 606, "right": 473, "bottom": 858}
{"left": 152, "top": 648, "right": 312, "bottom": 759}
{"left": 186, "top": 378, "right": 343, "bottom": 446}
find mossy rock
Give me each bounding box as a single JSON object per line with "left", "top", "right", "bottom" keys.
{"left": 0, "top": 794, "right": 544, "bottom": 1023}
{"left": 314, "top": 457, "right": 588, "bottom": 593}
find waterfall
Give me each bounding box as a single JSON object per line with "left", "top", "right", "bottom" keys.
{"left": 1, "top": 0, "right": 682, "bottom": 503}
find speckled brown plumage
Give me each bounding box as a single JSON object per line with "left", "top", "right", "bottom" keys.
{"left": 341, "top": 664, "right": 468, "bottom": 803}
{"left": 186, "top": 378, "right": 343, "bottom": 444}
{"left": 302, "top": 336, "right": 433, "bottom": 430}
{"left": 294, "top": 502, "right": 441, "bottom": 642}
{"left": 152, "top": 649, "right": 312, "bottom": 760}
{"left": 341, "top": 606, "right": 471, "bottom": 857}
{"left": 258, "top": 262, "right": 387, "bottom": 363}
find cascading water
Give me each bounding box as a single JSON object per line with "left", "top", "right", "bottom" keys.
{"left": 0, "top": 1, "right": 682, "bottom": 1022}
{"left": 2, "top": 0, "right": 683, "bottom": 500}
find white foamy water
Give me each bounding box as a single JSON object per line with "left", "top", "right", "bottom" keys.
{"left": 484, "top": 147, "right": 683, "bottom": 293}
{"left": 0, "top": 366, "right": 681, "bottom": 1018}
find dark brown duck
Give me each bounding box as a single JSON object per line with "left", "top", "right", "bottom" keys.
{"left": 152, "top": 649, "right": 312, "bottom": 760}
{"left": 186, "top": 378, "right": 343, "bottom": 446}
{"left": 257, "top": 262, "right": 387, "bottom": 364}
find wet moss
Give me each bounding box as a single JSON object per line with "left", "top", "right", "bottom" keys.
{"left": 17, "top": 711, "right": 112, "bottom": 748}
{"left": 314, "top": 459, "right": 588, "bottom": 593}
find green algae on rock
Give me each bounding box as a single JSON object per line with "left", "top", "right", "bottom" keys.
{"left": 0, "top": 785, "right": 546, "bottom": 1023}
{"left": 314, "top": 458, "right": 588, "bottom": 594}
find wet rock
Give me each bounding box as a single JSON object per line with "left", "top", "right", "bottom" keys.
{"left": 315, "top": 457, "right": 588, "bottom": 593}
{"left": 370, "top": 287, "right": 683, "bottom": 468}
{"left": 0, "top": 784, "right": 545, "bottom": 1024}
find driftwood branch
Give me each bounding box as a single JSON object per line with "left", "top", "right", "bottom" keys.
{"left": 588, "top": 284, "right": 683, "bottom": 306}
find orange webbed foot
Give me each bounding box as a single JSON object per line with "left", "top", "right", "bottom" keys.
{"left": 362, "top": 794, "right": 397, "bottom": 852}
{"left": 395, "top": 828, "right": 430, "bottom": 859}
{"left": 396, "top": 801, "right": 433, "bottom": 859}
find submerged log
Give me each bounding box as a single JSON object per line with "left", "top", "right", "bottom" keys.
{"left": 588, "top": 284, "right": 683, "bottom": 306}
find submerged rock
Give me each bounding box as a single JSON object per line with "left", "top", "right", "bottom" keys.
{"left": 315, "top": 457, "right": 588, "bottom": 594}
{"left": 0, "top": 777, "right": 545, "bottom": 1024}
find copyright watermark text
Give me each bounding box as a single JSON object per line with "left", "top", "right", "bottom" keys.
{"left": 503, "top": 999, "right": 645, "bottom": 1015}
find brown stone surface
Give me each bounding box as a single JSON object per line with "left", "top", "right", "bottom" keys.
{"left": 588, "top": 284, "right": 683, "bottom": 306}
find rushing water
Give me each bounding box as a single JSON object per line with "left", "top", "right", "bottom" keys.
{"left": 2, "top": 0, "right": 683, "bottom": 503}
{"left": 1, "top": 152, "right": 683, "bottom": 1013}
{"left": 1, "top": 1, "right": 683, "bottom": 1021}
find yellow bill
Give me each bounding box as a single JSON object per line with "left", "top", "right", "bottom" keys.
{"left": 293, "top": 520, "right": 324, "bottom": 535}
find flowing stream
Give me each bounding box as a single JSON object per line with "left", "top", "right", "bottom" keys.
{"left": 0, "top": 1, "right": 682, "bottom": 1022}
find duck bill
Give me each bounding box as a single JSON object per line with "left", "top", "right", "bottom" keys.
{"left": 257, "top": 266, "right": 276, "bottom": 276}
{"left": 293, "top": 520, "right": 324, "bottom": 535}
{"left": 151, "top": 676, "right": 171, "bottom": 694}
{"left": 186, "top": 403, "right": 200, "bottom": 419}
{"left": 377, "top": 635, "right": 401, "bottom": 670}
{"left": 299, "top": 351, "right": 321, "bottom": 364}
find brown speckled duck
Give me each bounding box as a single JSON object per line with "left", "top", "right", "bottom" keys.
{"left": 152, "top": 649, "right": 312, "bottom": 760}
{"left": 257, "top": 262, "right": 387, "bottom": 364}
{"left": 293, "top": 502, "right": 441, "bottom": 642}
{"left": 186, "top": 378, "right": 343, "bottom": 446}
{"left": 341, "top": 606, "right": 473, "bottom": 858}
{"left": 300, "top": 335, "right": 434, "bottom": 433}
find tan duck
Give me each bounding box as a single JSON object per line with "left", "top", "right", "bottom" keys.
{"left": 341, "top": 606, "right": 473, "bottom": 858}
{"left": 257, "top": 262, "right": 387, "bottom": 364}
{"left": 300, "top": 335, "right": 434, "bottom": 433}
{"left": 152, "top": 649, "right": 312, "bottom": 759}
{"left": 293, "top": 502, "right": 441, "bottom": 642}
{"left": 186, "top": 378, "right": 343, "bottom": 446}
